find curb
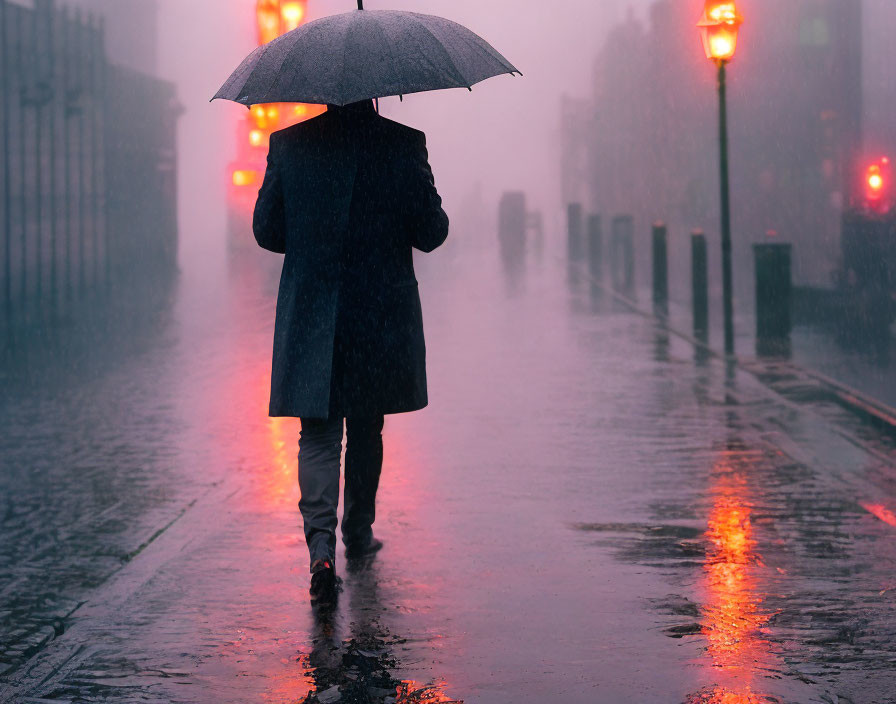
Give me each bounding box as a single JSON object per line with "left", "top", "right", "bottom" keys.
{"left": 571, "top": 260, "right": 896, "bottom": 438}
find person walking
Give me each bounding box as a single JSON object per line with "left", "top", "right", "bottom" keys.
{"left": 215, "top": 1, "right": 518, "bottom": 606}
{"left": 253, "top": 98, "right": 449, "bottom": 605}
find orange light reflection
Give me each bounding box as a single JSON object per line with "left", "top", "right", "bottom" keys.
{"left": 693, "top": 688, "right": 766, "bottom": 704}
{"left": 395, "top": 679, "right": 462, "bottom": 703}
{"left": 860, "top": 501, "right": 896, "bottom": 527}
{"left": 261, "top": 663, "right": 316, "bottom": 704}
{"left": 264, "top": 416, "right": 297, "bottom": 507}
{"left": 700, "top": 462, "right": 773, "bottom": 703}
{"left": 232, "top": 322, "right": 452, "bottom": 703}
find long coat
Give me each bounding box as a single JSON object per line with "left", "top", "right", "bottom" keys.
{"left": 253, "top": 101, "right": 449, "bottom": 419}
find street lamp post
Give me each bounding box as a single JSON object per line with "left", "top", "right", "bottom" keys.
{"left": 698, "top": 1, "right": 743, "bottom": 357}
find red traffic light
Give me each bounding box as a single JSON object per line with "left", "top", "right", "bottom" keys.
{"left": 862, "top": 158, "right": 892, "bottom": 213}
{"left": 868, "top": 165, "right": 884, "bottom": 196}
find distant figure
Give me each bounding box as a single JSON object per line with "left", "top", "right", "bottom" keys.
{"left": 253, "top": 99, "right": 449, "bottom": 606}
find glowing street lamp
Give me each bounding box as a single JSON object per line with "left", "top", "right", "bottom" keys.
{"left": 257, "top": 0, "right": 282, "bottom": 45}
{"left": 697, "top": 0, "right": 744, "bottom": 357}
{"left": 233, "top": 170, "right": 259, "bottom": 188}
{"left": 230, "top": 0, "right": 322, "bottom": 246}
{"left": 249, "top": 129, "right": 266, "bottom": 148}
{"left": 698, "top": 2, "right": 743, "bottom": 63}
{"left": 281, "top": 2, "right": 307, "bottom": 31}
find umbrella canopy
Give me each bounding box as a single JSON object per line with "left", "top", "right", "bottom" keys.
{"left": 212, "top": 5, "right": 520, "bottom": 107}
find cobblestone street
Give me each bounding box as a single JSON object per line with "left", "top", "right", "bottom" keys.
{"left": 2, "top": 238, "right": 896, "bottom": 703}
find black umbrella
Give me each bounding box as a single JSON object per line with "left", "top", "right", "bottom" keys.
{"left": 212, "top": 0, "right": 520, "bottom": 107}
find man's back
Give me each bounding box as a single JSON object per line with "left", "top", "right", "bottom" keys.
{"left": 252, "top": 100, "right": 449, "bottom": 419}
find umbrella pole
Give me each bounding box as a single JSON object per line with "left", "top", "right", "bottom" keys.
{"left": 357, "top": 0, "right": 363, "bottom": 9}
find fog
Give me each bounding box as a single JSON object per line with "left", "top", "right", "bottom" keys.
{"left": 52, "top": 0, "right": 896, "bottom": 392}
{"left": 154, "top": 0, "right": 651, "bottom": 266}
{"left": 7, "top": 3, "right": 896, "bottom": 701}
{"left": 149, "top": 0, "right": 896, "bottom": 286}
{"left": 5, "top": 0, "right": 895, "bottom": 359}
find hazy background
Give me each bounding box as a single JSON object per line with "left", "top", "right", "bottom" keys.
{"left": 157, "top": 0, "right": 653, "bottom": 267}
{"left": 153, "top": 0, "right": 896, "bottom": 275}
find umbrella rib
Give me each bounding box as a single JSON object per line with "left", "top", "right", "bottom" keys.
{"left": 453, "top": 24, "right": 519, "bottom": 82}
{"left": 247, "top": 37, "right": 292, "bottom": 105}
{"left": 340, "top": 16, "right": 352, "bottom": 104}
{"left": 413, "top": 18, "right": 472, "bottom": 89}
{"left": 371, "top": 15, "right": 402, "bottom": 99}
{"left": 215, "top": 45, "right": 265, "bottom": 102}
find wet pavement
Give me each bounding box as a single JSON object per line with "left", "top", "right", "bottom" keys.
{"left": 2, "top": 235, "right": 896, "bottom": 703}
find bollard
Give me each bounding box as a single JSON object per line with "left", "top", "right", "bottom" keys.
{"left": 498, "top": 191, "right": 527, "bottom": 273}
{"left": 652, "top": 222, "right": 668, "bottom": 314}
{"left": 567, "top": 203, "right": 584, "bottom": 262}
{"left": 753, "top": 242, "right": 792, "bottom": 356}
{"left": 587, "top": 214, "right": 602, "bottom": 283}
{"left": 611, "top": 215, "right": 635, "bottom": 297}
{"left": 691, "top": 230, "right": 708, "bottom": 338}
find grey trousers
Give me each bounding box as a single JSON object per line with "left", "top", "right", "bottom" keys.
{"left": 298, "top": 415, "right": 384, "bottom": 569}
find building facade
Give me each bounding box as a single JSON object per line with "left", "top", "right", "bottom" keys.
{"left": 0, "top": 0, "right": 179, "bottom": 320}
{"left": 569, "top": 0, "right": 864, "bottom": 290}
{"left": 66, "top": 0, "right": 159, "bottom": 74}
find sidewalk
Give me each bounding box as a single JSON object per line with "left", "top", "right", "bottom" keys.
{"left": 2, "top": 240, "right": 895, "bottom": 703}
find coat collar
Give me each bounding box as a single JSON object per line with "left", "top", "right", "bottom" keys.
{"left": 326, "top": 99, "right": 377, "bottom": 117}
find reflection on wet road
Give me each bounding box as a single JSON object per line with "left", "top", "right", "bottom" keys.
{"left": 694, "top": 447, "right": 774, "bottom": 704}
{"left": 2, "top": 237, "right": 896, "bottom": 703}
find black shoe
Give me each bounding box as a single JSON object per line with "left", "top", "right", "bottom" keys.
{"left": 309, "top": 559, "right": 339, "bottom": 606}
{"left": 345, "top": 537, "right": 384, "bottom": 561}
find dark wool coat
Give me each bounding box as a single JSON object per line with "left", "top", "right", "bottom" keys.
{"left": 253, "top": 101, "right": 449, "bottom": 419}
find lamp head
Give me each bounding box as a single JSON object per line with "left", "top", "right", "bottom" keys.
{"left": 698, "top": 1, "right": 744, "bottom": 63}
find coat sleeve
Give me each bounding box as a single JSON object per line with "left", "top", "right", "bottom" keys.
{"left": 253, "top": 133, "right": 287, "bottom": 254}
{"left": 406, "top": 132, "right": 449, "bottom": 253}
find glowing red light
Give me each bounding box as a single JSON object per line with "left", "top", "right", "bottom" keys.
{"left": 869, "top": 167, "right": 883, "bottom": 191}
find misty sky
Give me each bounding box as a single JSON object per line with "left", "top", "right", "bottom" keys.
{"left": 153, "top": 0, "right": 896, "bottom": 270}
{"left": 155, "top": 0, "right": 654, "bottom": 261}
